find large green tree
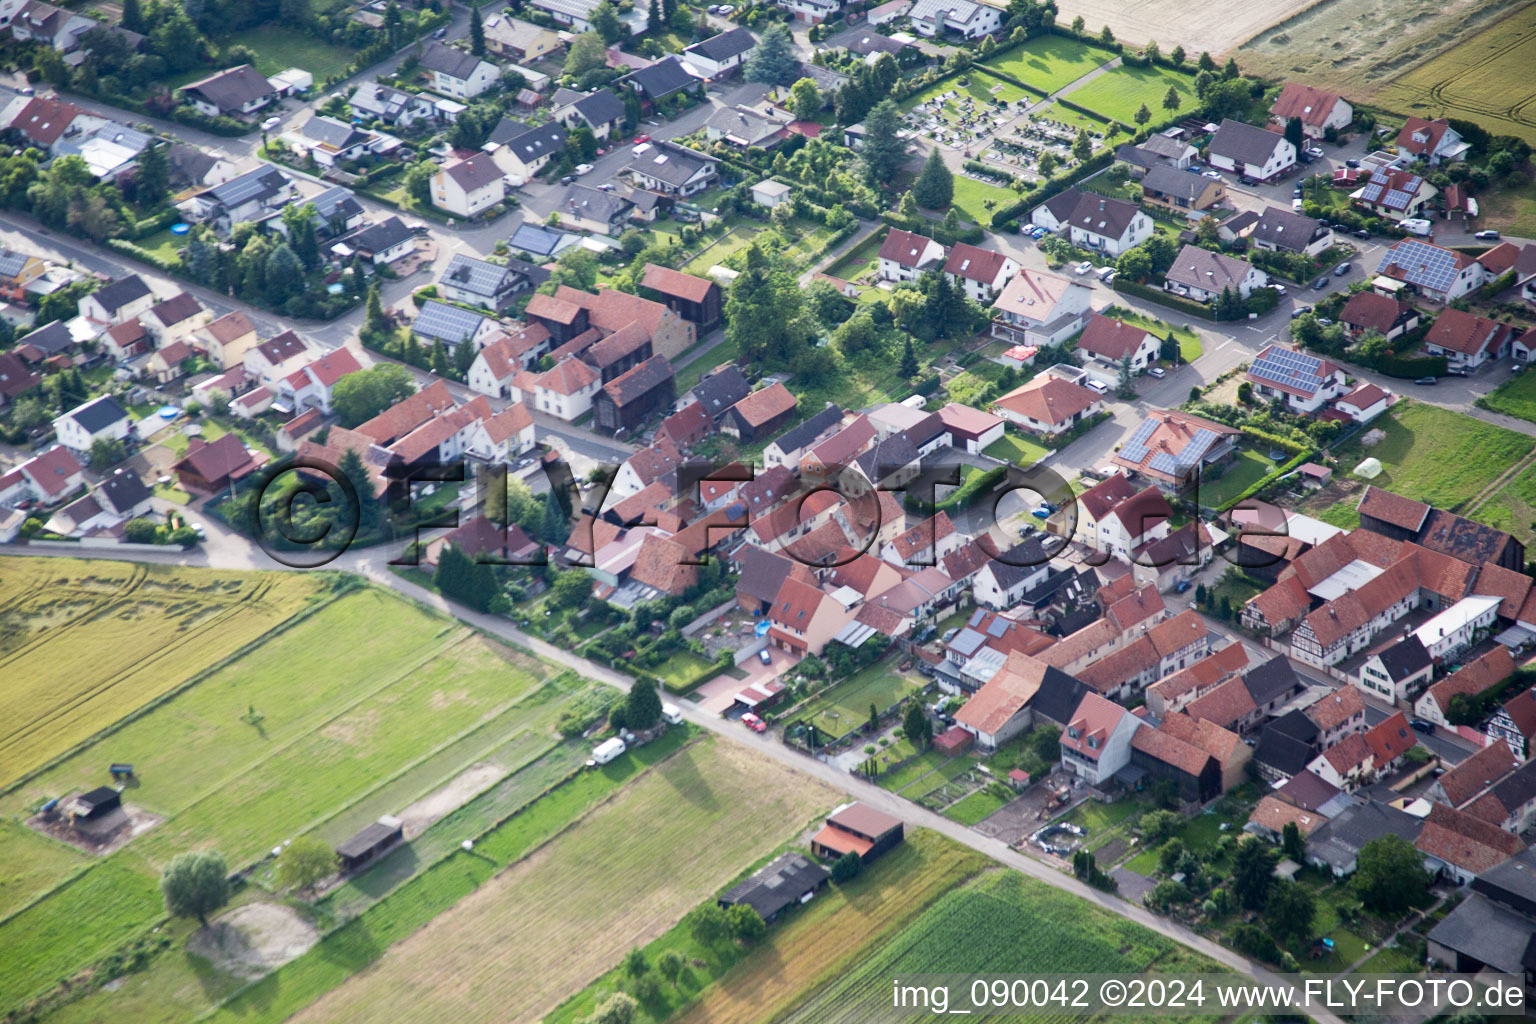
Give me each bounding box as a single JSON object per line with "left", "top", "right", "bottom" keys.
{"left": 161, "top": 850, "right": 230, "bottom": 926}
{"left": 725, "top": 243, "right": 811, "bottom": 368}
{"left": 563, "top": 32, "right": 608, "bottom": 79}
{"left": 275, "top": 836, "right": 337, "bottom": 893}
{"left": 743, "top": 23, "right": 800, "bottom": 86}
{"left": 860, "top": 99, "right": 910, "bottom": 186}
{"left": 331, "top": 364, "right": 417, "bottom": 427}
{"left": 625, "top": 680, "right": 662, "bottom": 730}
{"left": 469, "top": 4, "right": 485, "bottom": 54}
{"left": 589, "top": 1, "right": 624, "bottom": 44}
{"left": 1352, "top": 834, "right": 1431, "bottom": 916}
{"left": 1231, "top": 836, "right": 1278, "bottom": 911}
{"left": 911, "top": 148, "right": 953, "bottom": 209}
{"left": 1265, "top": 878, "right": 1315, "bottom": 944}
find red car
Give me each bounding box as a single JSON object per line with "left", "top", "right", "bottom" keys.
{"left": 633, "top": 133, "right": 651, "bottom": 144}
{"left": 741, "top": 712, "right": 767, "bottom": 733}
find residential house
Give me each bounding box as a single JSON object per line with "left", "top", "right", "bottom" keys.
{"left": 1416, "top": 646, "right": 1516, "bottom": 728}
{"left": 1145, "top": 642, "right": 1250, "bottom": 717}
{"left": 1375, "top": 239, "right": 1486, "bottom": 304}
{"left": 1060, "top": 692, "right": 1144, "bottom": 786}
{"left": 243, "top": 330, "right": 312, "bottom": 388}
{"left": 641, "top": 264, "right": 723, "bottom": 332}
{"left": 1416, "top": 803, "right": 1524, "bottom": 885}
{"left": 556, "top": 183, "right": 635, "bottom": 235}
{"left": 79, "top": 274, "right": 153, "bottom": 327}
{"left": 810, "top": 803, "right": 904, "bottom": 863}
{"left": 625, "top": 139, "right": 719, "bottom": 196}
{"left": 1129, "top": 720, "right": 1222, "bottom": 802}
{"left": 1268, "top": 82, "right": 1352, "bottom": 139}
{"left": 1206, "top": 118, "right": 1296, "bottom": 182}
{"left": 1307, "top": 801, "right": 1427, "bottom": 877}
{"left": 721, "top": 382, "right": 798, "bottom": 442}
{"left": 992, "top": 375, "right": 1101, "bottom": 437}
{"left": 619, "top": 56, "right": 702, "bottom": 108}
{"left": 681, "top": 27, "right": 756, "bottom": 78}
{"left": 1250, "top": 207, "right": 1334, "bottom": 257}
{"left": 1164, "top": 244, "right": 1269, "bottom": 302}
{"left": 1076, "top": 314, "right": 1161, "bottom": 374}
{"left": 184, "top": 165, "right": 295, "bottom": 233}
{"left": 483, "top": 16, "right": 562, "bottom": 62}
{"left": 704, "top": 104, "right": 792, "bottom": 149}
{"left": 943, "top": 243, "right": 1018, "bottom": 302}
{"left": 439, "top": 253, "right": 527, "bottom": 313}
{"left": 776, "top": 0, "right": 842, "bottom": 23}
{"left": 171, "top": 432, "right": 258, "bottom": 493}
{"left": 484, "top": 117, "right": 566, "bottom": 186}
{"left": 466, "top": 324, "right": 550, "bottom": 398}
{"left": 764, "top": 404, "right": 845, "bottom": 469}
{"left": 679, "top": 364, "right": 750, "bottom": 420}
{"left": 145, "top": 341, "right": 195, "bottom": 385}
{"left": 592, "top": 354, "right": 674, "bottom": 435}
{"left": 280, "top": 347, "right": 364, "bottom": 415}
{"left": 418, "top": 41, "right": 499, "bottom": 99}
{"left": 1113, "top": 132, "right": 1199, "bottom": 173}
{"left": 1137, "top": 164, "right": 1225, "bottom": 215}
{"left": 1245, "top": 344, "right": 1348, "bottom": 414}
{"left": 533, "top": 356, "right": 601, "bottom": 421}
{"left": 551, "top": 87, "right": 625, "bottom": 140}
{"left": 1305, "top": 685, "right": 1367, "bottom": 749}
{"left": 198, "top": 311, "right": 259, "bottom": 370}
{"left": 141, "top": 292, "right": 208, "bottom": 347}
{"left": 1424, "top": 308, "right": 1518, "bottom": 371}
{"left": 178, "top": 65, "right": 277, "bottom": 118}
{"left": 953, "top": 650, "right": 1087, "bottom": 747}
{"left": 971, "top": 538, "right": 1051, "bottom": 609}
{"left": 989, "top": 268, "right": 1095, "bottom": 346}
{"left": 6, "top": 0, "right": 94, "bottom": 51}
{"left": 1354, "top": 634, "right": 1433, "bottom": 703}
{"left": 765, "top": 575, "right": 856, "bottom": 656}
{"left": 907, "top": 0, "right": 1001, "bottom": 39}
{"left": 52, "top": 394, "right": 132, "bottom": 454}
{"left": 99, "top": 318, "right": 151, "bottom": 362}
{"left": 282, "top": 115, "right": 392, "bottom": 168}
{"left": 431, "top": 153, "right": 506, "bottom": 218}
{"left": 0, "top": 350, "right": 40, "bottom": 406}
{"left": 349, "top": 82, "right": 442, "bottom": 128}
{"left": 1487, "top": 689, "right": 1536, "bottom": 759}
{"left": 547, "top": 284, "right": 696, "bottom": 360}
{"left": 1352, "top": 167, "right": 1436, "bottom": 221}
{"left": 936, "top": 402, "right": 1004, "bottom": 454}
{"left": 1395, "top": 117, "right": 1469, "bottom": 166}
{"left": 877, "top": 228, "right": 946, "bottom": 282}
{"left": 1110, "top": 409, "right": 1240, "bottom": 492}
{"left": 347, "top": 216, "right": 417, "bottom": 266}
{"left": 413, "top": 300, "right": 500, "bottom": 351}
{"left": 1061, "top": 193, "right": 1153, "bottom": 256}
{"left": 15, "top": 445, "right": 84, "bottom": 505}
{"left": 1340, "top": 290, "right": 1419, "bottom": 341}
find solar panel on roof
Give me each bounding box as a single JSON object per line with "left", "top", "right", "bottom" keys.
{"left": 1148, "top": 451, "right": 1180, "bottom": 476}
{"left": 1120, "top": 418, "right": 1158, "bottom": 464}
{"left": 1174, "top": 427, "right": 1217, "bottom": 468}
{"left": 987, "top": 619, "right": 1008, "bottom": 638}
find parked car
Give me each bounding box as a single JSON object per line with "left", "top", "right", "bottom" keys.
{"left": 1352, "top": 228, "right": 1371, "bottom": 240}
{"left": 261, "top": 115, "right": 281, "bottom": 131}
{"left": 633, "top": 133, "right": 651, "bottom": 144}
{"left": 1515, "top": 361, "right": 1526, "bottom": 372}
{"left": 433, "top": 26, "right": 447, "bottom": 37}
{"left": 1476, "top": 229, "right": 1502, "bottom": 241}
{"left": 1410, "top": 718, "right": 1436, "bottom": 734}
{"left": 560, "top": 175, "right": 574, "bottom": 185}
{"left": 1345, "top": 158, "right": 1361, "bottom": 168}
{"left": 574, "top": 163, "right": 594, "bottom": 176}
{"left": 741, "top": 712, "right": 767, "bottom": 733}
{"left": 1174, "top": 579, "right": 1191, "bottom": 593}
{"left": 1292, "top": 198, "right": 1305, "bottom": 212}
{"left": 1084, "top": 378, "right": 1109, "bottom": 393}
{"left": 1293, "top": 186, "right": 1304, "bottom": 198}
{"left": 1239, "top": 176, "right": 1258, "bottom": 186}
{"left": 1290, "top": 305, "right": 1312, "bottom": 319}
{"left": 1075, "top": 260, "right": 1094, "bottom": 275}
{"left": 1317, "top": 318, "right": 1334, "bottom": 326}
{"left": 1299, "top": 151, "right": 1315, "bottom": 165}
{"left": 1203, "top": 169, "right": 1223, "bottom": 179}
{"left": 1307, "top": 146, "right": 1325, "bottom": 159}
{"left": 1030, "top": 226, "right": 1047, "bottom": 239}
{"left": 1334, "top": 262, "right": 1352, "bottom": 276}
{"left": 1414, "top": 376, "right": 1438, "bottom": 386}
{"left": 758, "top": 648, "right": 772, "bottom": 665}
{"left": 1031, "top": 505, "right": 1053, "bottom": 519}
{"left": 1148, "top": 366, "right": 1167, "bottom": 378}
{"left": 1273, "top": 284, "right": 1286, "bottom": 296}
{"left": 1312, "top": 276, "right": 1329, "bottom": 290}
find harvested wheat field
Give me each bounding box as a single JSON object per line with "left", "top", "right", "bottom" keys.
{"left": 289, "top": 739, "right": 839, "bottom": 1024}
{"left": 1053, "top": 0, "right": 1313, "bottom": 56}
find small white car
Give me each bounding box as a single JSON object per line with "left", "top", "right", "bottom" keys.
{"left": 1203, "top": 169, "right": 1223, "bottom": 179}
{"left": 1075, "top": 261, "right": 1094, "bottom": 275}
{"left": 1307, "top": 146, "right": 1325, "bottom": 158}
{"left": 261, "top": 116, "right": 282, "bottom": 131}
{"left": 1084, "top": 379, "right": 1109, "bottom": 394}
{"left": 574, "top": 163, "right": 595, "bottom": 175}
{"left": 1148, "top": 367, "right": 1167, "bottom": 379}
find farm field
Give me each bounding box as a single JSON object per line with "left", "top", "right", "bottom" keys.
{"left": 1237, "top": 0, "right": 1519, "bottom": 99}
{"left": 0, "top": 558, "right": 323, "bottom": 787}
{"left": 287, "top": 739, "right": 838, "bottom": 1024}
{"left": 1067, "top": 63, "right": 1198, "bottom": 125}
{"left": 1301, "top": 401, "right": 1535, "bottom": 527}
{"left": 1058, "top": 0, "right": 1316, "bottom": 57}
{"left": 793, "top": 660, "right": 928, "bottom": 739}
{"left": 984, "top": 36, "right": 1109, "bottom": 93}
{"left": 0, "top": 820, "right": 86, "bottom": 920}
{"left": 777, "top": 869, "right": 1220, "bottom": 1024}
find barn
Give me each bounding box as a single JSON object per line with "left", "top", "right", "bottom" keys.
{"left": 335, "top": 815, "right": 404, "bottom": 871}
{"left": 810, "top": 802, "right": 904, "bottom": 863}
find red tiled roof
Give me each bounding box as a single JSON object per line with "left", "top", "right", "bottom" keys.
{"left": 1306, "top": 686, "right": 1364, "bottom": 732}
{"left": 1186, "top": 676, "right": 1257, "bottom": 730}
{"left": 727, "top": 381, "right": 796, "bottom": 427}
{"left": 1147, "top": 608, "right": 1206, "bottom": 658}
{"left": 1269, "top": 82, "right": 1344, "bottom": 127}
{"left": 1364, "top": 711, "right": 1415, "bottom": 766}
{"left": 1062, "top": 692, "right": 1131, "bottom": 758}
{"left": 629, "top": 532, "right": 697, "bottom": 595}
{"left": 1356, "top": 485, "right": 1430, "bottom": 533}
{"left": 1425, "top": 307, "right": 1514, "bottom": 358}
{"left": 535, "top": 355, "right": 599, "bottom": 396}
{"left": 1248, "top": 794, "right": 1326, "bottom": 837}
{"left": 994, "top": 376, "right": 1100, "bottom": 426}
{"left": 942, "top": 242, "right": 1009, "bottom": 284}
{"left": 1341, "top": 290, "right": 1409, "bottom": 333}
{"left": 1132, "top": 725, "right": 1212, "bottom": 777}
{"left": 1415, "top": 802, "right": 1524, "bottom": 875}
{"left": 1423, "top": 646, "right": 1516, "bottom": 722}
{"left": 172, "top": 432, "right": 255, "bottom": 483}
{"left": 1077, "top": 314, "right": 1151, "bottom": 362}
{"left": 1435, "top": 739, "right": 1519, "bottom": 808}
{"left": 954, "top": 652, "right": 1047, "bottom": 735}
{"left": 878, "top": 228, "right": 941, "bottom": 268}
{"left": 641, "top": 263, "right": 714, "bottom": 303}
{"left": 357, "top": 378, "right": 456, "bottom": 444}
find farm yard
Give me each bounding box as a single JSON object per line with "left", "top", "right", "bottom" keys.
{"left": 285, "top": 739, "right": 838, "bottom": 1024}
{"left": 0, "top": 559, "right": 323, "bottom": 786}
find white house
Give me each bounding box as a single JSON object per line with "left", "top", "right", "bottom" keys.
{"left": 1422, "top": 307, "right": 1516, "bottom": 371}
{"left": 1250, "top": 207, "right": 1334, "bottom": 258}
{"left": 533, "top": 356, "right": 601, "bottom": 421}
{"left": 1354, "top": 635, "right": 1433, "bottom": 704}
{"left": 431, "top": 153, "right": 506, "bottom": 218}
{"left": 1414, "top": 595, "right": 1501, "bottom": 661}
{"left": 1076, "top": 314, "right": 1161, "bottom": 374}
{"left": 1395, "top": 117, "right": 1470, "bottom": 166}
{"left": 440, "top": 253, "right": 529, "bottom": 313}
{"left": 79, "top": 275, "right": 154, "bottom": 327}
{"left": 1063, "top": 193, "right": 1153, "bottom": 256}
{"left": 878, "top": 227, "right": 946, "bottom": 282}
{"left": 992, "top": 375, "right": 1102, "bottom": 437}
{"left": 1207, "top": 118, "right": 1296, "bottom": 182}
{"left": 349, "top": 82, "right": 442, "bottom": 128}
{"left": 52, "top": 394, "right": 133, "bottom": 454}
{"left": 1164, "top": 245, "right": 1268, "bottom": 302}
{"left": 1375, "top": 239, "right": 1486, "bottom": 305}
{"left": 278, "top": 347, "right": 364, "bottom": 416}
{"left": 1245, "top": 344, "right": 1347, "bottom": 414}
{"left": 908, "top": 0, "right": 1000, "bottom": 38}
{"left": 418, "top": 41, "right": 500, "bottom": 99}
{"left": 1269, "top": 82, "right": 1352, "bottom": 140}
{"left": 681, "top": 27, "right": 756, "bottom": 78}
{"left": 1333, "top": 382, "right": 1390, "bottom": 424}
{"left": 463, "top": 401, "right": 536, "bottom": 462}
{"left": 141, "top": 293, "right": 210, "bottom": 348}
{"left": 625, "top": 140, "right": 719, "bottom": 196}
{"left": 484, "top": 118, "right": 566, "bottom": 186}
{"left": 1060, "top": 693, "right": 1144, "bottom": 786}
{"left": 243, "top": 330, "right": 313, "bottom": 387}
{"left": 943, "top": 242, "right": 1017, "bottom": 302}
{"left": 1076, "top": 477, "right": 1172, "bottom": 562}
{"left": 972, "top": 541, "right": 1051, "bottom": 609}
{"left": 776, "top": 0, "right": 842, "bottom": 22}
{"left": 989, "top": 268, "right": 1094, "bottom": 346}
{"left": 178, "top": 65, "right": 279, "bottom": 118}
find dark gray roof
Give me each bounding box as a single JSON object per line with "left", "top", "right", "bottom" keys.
{"left": 91, "top": 274, "right": 151, "bottom": 315}
{"left": 203, "top": 165, "right": 290, "bottom": 208}
{"left": 488, "top": 117, "right": 567, "bottom": 160}
{"left": 0, "top": 248, "right": 31, "bottom": 278}
{"left": 685, "top": 26, "right": 756, "bottom": 62}
{"left": 17, "top": 319, "right": 74, "bottom": 355}
{"left": 690, "top": 365, "right": 751, "bottom": 417}
{"left": 1472, "top": 847, "right": 1536, "bottom": 914}
{"left": 771, "top": 404, "right": 843, "bottom": 454}
{"left": 843, "top": 31, "right": 906, "bottom": 55}
{"left": 300, "top": 115, "right": 369, "bottom": 150}
{"left": 1035, "top": 187, "right": 1083, "bottom": 224}
{"left": 1030, "top": 667, "right": 1089, "bottom": 727}
{"left": 736, "top": 545, "right": 796, "bottom": 604}
{"left": 1307, "top": 800, "right": 1423, "bottom": 870}
{"left": 98, "top": 466, "right": 151, "bottom": 515}
{"left": 1063, "top": 192, "right": 1141, "bottom": 240}
{"left": 510, "top": 223, "right": 571, "bottom": 257}
{"left": 1275, "top": 769, "right": 1343, "bottom": 812}
{"left": 1140, "top": 164, "right": 1208, "bottom": 201}
{"left": 620, "top": 55, "right": 697, "bottom": 101}
{"left": 1253, "top": 709, "right": 1319, "bottom": 777}
{"left": 1241, "top": 657, "right": 1301, "bottom": 706}
{"left": 335, "top": 819, "right": 401, "bottom": 859}
{"left": 718, "top": 852, "right": 828, "bottom": 920}
{"left": 1490, "top": 761, "right": 1536, "bottom": 823}
{"left": 903, "top": 411, "right": 947, "bottom": 450}
{"left": 628, "top": 140, "right": 717, "bottom": 187}
{"left": 68, "top": 394, "right": 130, "bottom": 433}
{"left": 1373, "top": 635, "right": 1431, "bottom": 682}
{"left": 555, "top": 87, "right": 624, "bottom": 127}
{"left": 504, "top": 257, "right": 550, "bottom": 289}
{"left": 983, "top": 538, "right": 1050, "bottom": 590}
{"left": 309, "top": 185, "right": 365, "bottom": 232}
{"left": 1209, "top": 118, "right": 1289, "bottom": 166}
{"left": 442, "top": 253, "right": 518, "bottom": 299}
{"left": 796, "top": 61, "right": 847, "bottom": 93}
{"left": 442, "top": 152, "right": 503, "bottom": 192}
{"left": 180, "top": 64, "right": 273, "bottom": 112}
{"left": 1429, "top": 893, "right": 1536, "bottom": 974}
{"left": 350, "top": 215, "right": 414, "bottom": 253}
{"left": 1251, "top": 207, "right": 1326, "bottom": 252}
{"left": 419, "top": 40, "right": 488, "bottom": 81}
{"left": 413, "top": 299, "right": 490, "bottom": 345}
{"left": 853, "top": 432, "right": 919, "bottom": 484}
{"left": 561, "top": 182, "right": 633, "bottom": 224}
{"left": 602, "top": 353, "right": 674, "bottom": 406}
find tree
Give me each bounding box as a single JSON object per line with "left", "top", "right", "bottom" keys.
{"left": 121, "top": 0, "right": 145, "bottom": 32}
{"left": 590, "top": 0, "right": 624, "bottom": 43}
{"left": 1197, "top": 50, "right": 1216, "bottom": 72}
{"left": 1193, "top": 70, "right": 1215, "bottom": 100}
{"left": 1222, "top": 56, "right": 1240, "bottom": 79}
{"left": 1144, "top": 39, "right": 1160, "bottom": 62}
{"left": 686, "top": 903, "right": 730, "bottom": 946}
{"left": 726, "top": 903, "right": 766, "bottom": 943}
{"left": 1071, "top": 128, "right": 1092, "bottom": 163}
{"left": 1162, "top": 85, "right": 1181, "bottom": 113}
{"left": 469, "top": 4, "right": 485, "bottom": 55}
{"left": 332, "top": 364, "right": 417, "bottom": 427}
{"left": 1281, "top": 821, "right": 1306, "bottom": 862}
{"left": 364, "top": 283, "right": 387, "bottom": 340}
{"left": 430, "top": 338, "right": 450, "bottom": 378}
{"left": 1140, "top": 809, "right": 1179, "bottom": 844}
{"left": 1265, "top": 878, "right": 1315, "bottom": 944}
{"left": 564, "top": 32, "right": 608, "bottom": 79}
{"left": 275, "top": 836, "right": 337, "bottom": 893}
{"left": 1169, "top": 45, "right": 1185, "bottom": 66}
{"left": 830, "top": 850, "right": 863, "bottom": 882}
{"left": 900, "top": 335, "right": 918, "bottom": 377}
{"left": 646, "top": 0, "right": 661, "bottom": 33}
{"left": 625, "top": 680, "right": 662, "bottom": 730}
{"left": 1231, "top": 836, "right": 1278, "bottom": 911}
{"left": 912, "top": 148, "right": 954, "bottom": 209}
{"left": 1116, "top": 353, "right": 1135, "bottom": 398}
{"left": 134, "top": 141, "right": 168, "bottom": 207}
{"left": 550, "top": 568, "right": 593, "bottom": 609}
{"left": 1070, "top": 14, "right": 1084, "bottom": 32}
{"left": 587, "top": 992, "right": 638, "bottom": 1024}
{"left": 904, "top": 701, "right": 930, "bottom": 749}
{"left": 1283, "top": 115, "right": 1304, "bottom": 151}
{"left": 161, "top": 850, "right": 230, "bottom": 926}
{"left": 89, "top": 437, "right": 126, "bottom": 470}
{"left": 1134, "top": 103, "right": 1151, "bottom": 126}
{"left": 867, "top": 701, "right": 880, "bottom": 733}
{"left": 744, "top": 23, "right": 799, "bottom": 85}
{"left": 656, "top": 949, "right": 685, "bottom": 987}
{"left": 404, "top": 160, "right": 435, "bottom": 207}
{"left": 1352, "top": 834, "right": 1431, "bottom": 916}
{"left": 789, "top": 77, "right": 822, "bottom": 120}
{"left": 1099, "top": 24, "right": 1113, "bottom": 44}
{"left": 860, "top": 99, "right": 910, "bottom": 185}
{"left": 624, "top": 947, "right": 648, "bottom": 978}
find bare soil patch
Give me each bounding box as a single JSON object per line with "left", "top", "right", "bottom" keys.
{"left": 26, "top": 800, "right": 162, "bottom": 856}
{"left": 187, "top": 903, "right": 320, "bottom": 980}
{"left": 397, "top": 761, "right": 505, "bottom": 839}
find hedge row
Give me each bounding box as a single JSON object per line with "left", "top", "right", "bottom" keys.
{"left": 1237, "top": 425, "right": 1310, "bottom": 456}
{"left": 989, "top": 148, "right": 1116, "bottom": 227}
{"left": 1376, "top": 352, "right": 1447, "bottom": 379}
{"left": 1113, "top": 279, "right": 1215, "bottom": 321}
{"left": 105, "top": 237, "right": 179, "bottom": 273}
{"left": 1215, "top": 449, "right": 1315, "bottom": 513}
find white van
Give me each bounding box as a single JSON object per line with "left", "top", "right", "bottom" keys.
{"left": 632, "top": 142, "right": 652, "bottom": 158}
{"left": 1400, "top": 218, "right": 1433, "bottom": 237}
{"left": 661, "top": 703, "right": 684, "bottom": 726}
{"left": 592, "top": 737, "right": 627, "bottom": 765}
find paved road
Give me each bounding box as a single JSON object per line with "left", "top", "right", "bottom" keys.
{"left": 0, "top": 540, "right": 1341, "bottom": 1023}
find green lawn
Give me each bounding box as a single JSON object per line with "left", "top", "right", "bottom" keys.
{"left": 1037, "top": 102, "right": 1113, "bottom": 135}
{"left": 1477, "top": 369, "right": 1536, "bottom": 423}
{"left": 1067, "top": 64, "right": 1199, "bottom": 125}
{"left": 1106, "top": 307, "right": 1202, "bottom": 361}
{"left": 1467, "top": 458, "right": 1536, "bottom": 549}
{"left": 1480, "top": 174, "right": 1536, "bottom": 240}
{"left": 877, "top": 749, "right": 954, "bottom": 791}
{"left": 944, "top": 786, "right": 1010, "bottom": 825}
{"left": 652, "top": 650, "right": 719, "bottom": 693}
{"left": 984, "top": 430, "right": 1051, "bottom": 467}
{"left": 0, "top": 820, "right": 88, "bottom": 921}
{"left": 950, "top": 172, "right": 1025, "bottom": 226}
{"left": 795, "top": 660, "right": 926, "bottom": 739}
{"left": 1196, "top": 449, "right": 1276, "bottom": 507}
{"left": 823, "top": 228, "right": 887, "bottom": 283}
{"left": 136, "top": 227, "right": 185, "bottom": 268}
{"left": 984, "top": 35, "right": 1113, "bottom": 93}
{"left": 228, "top": 24, "right": 357, "bottom": 79}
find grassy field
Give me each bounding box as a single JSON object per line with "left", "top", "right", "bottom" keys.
{"left": 823, "top": 229, "right": 888, "bottom": 283}
{"left": 984, "top": 430, "right": 1052, "bottom": 467}
{"left": 943, "top": 786, "right": 1010, "bottom": 824}
{"left": 1197, "top": 449, "right": 1275, "bottom": 507}
{"left": 1481, "top": 175, "right": 1536, "bottom": 240}
{"left": 1305, "top": 402, "right": 1535, "bottom": 525}
{"left": 794, "top": 660, "right": 927, "bottom": 739}
{"left": 1067, "top": 63, "right": 1198, "bottom": 125}
{"left": 0, "top": 819, "right": 87, "bottom": 920}
{"left": 985, "top": 36, "right": 1111, "bottom": 93}
{"left": 777, "top": 869, "right": 1219, "bottom": 1024}
{"left": 1371, "top": 3, "right": 1536, "bottom": 145}
{"left": 674, "top": 336, "right": 742, "bottom": 393}
{"left": 657, "top": 832, "right": 989, "bottom": 1024}
{"left": 0, "top": 558, "right": 322, "bottom": 787}
{"left": 950, "top": 172, "right": 1025, "bottom": 226}
{"left": 287, "top": 740, "right": 837, "bottom": 1024}
{"left": 229, "top": 24, "right": 356, "bottom": 79}
{"left": 1037, "top": 101, "right": 1113, "bottom": 136}
{"left": 1477, "top": 369, "right": 1536, "bottom": 423}
{"left": 1466, "top": 459, "right": 1536, "bottom": 548}
{"left": 653, "top": 650, "right": 719, "bottom": 692}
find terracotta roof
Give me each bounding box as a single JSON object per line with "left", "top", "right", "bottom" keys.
{"left": 204, "top": 310, "right": 256, "bottom": 345}
{"left": 1108, "top": 485, "right": 1173, "bottom": 537}
{"left": 1337, "top": 382, "right": 1388, "bottom": 411}
{"left": 1425, "top": 307, "right": 1514, "bottom": 358}
{"left": 1132, "top": 725, "right": 1212, "bottom": 777}
{"left": 1318, "top": 732, "right": 1371, "bottom": 775}
{"left": 1107, "top": 584, "right": 1166, "bottom": 633}
{"left": 1356, "top": 485, "right": 1430, "bottom": 533}
{"left": 623, "top": 439, "right": 683, "bottom": 487}
{"left": 479, "top": 402, "right": 534, "bottom": 444}
{"left": 629, "top": 532, "right": 697, "bottom": 595}
{"left": 1077, "top": 473, "right": 1137, "bottom": 524}
{"left": 1077, "top": 636, "right": 1158, "bottom": 693}
{"left": 954, "top": 651, "right": 1048, "bottom": 735}
{"left": 1269, "top": 81, "right": 1344, "bottom": 128}
{"left": 1424, "top": 646, "right": 1516, "bottom": 721}
{"left": 1306, "top": 686, "right": 1364, "bottom": 732}
{"left": 887, "top": 511, "right": 956, "bottom": 562}
{"left": 299, "top": 347, "right": 364, "bottom": 388}
{"left": 727, "top": 381, "right": 796, "bottom": 427}
{"left": 1415, "top": 802, "right": 1524, "bottom": 875}
{"left": 1436, "top": 740, "right": 1519, "bottom": 808}
{"left": 536, "top": 355, "right": 600, "bottom": 396}
{"left": 1062, "top": 692, "right": 1132, "bottom": 758}
{"left": 1077, "top": 315, "right": 1151, "bottom": 362}
{"left": 878, "top": 227, "right": 942, "bottom": 268}
{"left": 1341, "top": 290, "right": 1411, "bottom": 333}
{"left": 1300, "top": 555, "right": 1420, "bottom": 649}
{"left": 8, "top": 96, "right": 81, "bottom": 146}
{"left": 1038, "top": 617, "right": 1117, "bottom": 670}
{"left": 357, "top": 378, "right": 456, "bottom": 444}
{"left": 19, "top": 445, "right": 83, "bottom": 498}
{"left": 1499, "top": 689, "right": 1536, "bottom": 744}
{"left": 1396, "top": 117, "right": 1453, "bottom": 157}
{"left": 1249, "top": 794, "right": 1326, "bottom": 836}
{"left": 827, "top": 802, "right": 903, "bottom": 838}
{"left": 1473, "top": 562, "right": 1532, "bottom": 619}
{"left": 770, "top": 575, "right": 828, "bottom": 631}
{"left": 993, "top": 376, "right": 1099, "bottom": 426}
{"left": 526, "top": 292, "right": 584, "bottom": 325}
{"left": 1186, "top": 676, "right": 1257, "bottom": 730}
{"left": 1148, "top": 643, "right": 1250, "bottom": 707}
{"left": 172, "top": 432, "right": 255, "bottom": 483}
{"left": 1160, "top": 711, "right": 1242, "bottom": 764}
{"left": 657, "top": 402, "right": 711, "bottom": 447}
{"left": 942, "top": 242, "right": 1010, "bottom": 284}
{"left": 1146, "top": 608, "right": 1205, "bottom": 658}
{"left": 1364, "top": 711, "right": 1415, "bottom": 766}
{"left": 936, "top": 402, "right": 1003, "bottom": 438}
{"left": 1478, "top": 241, "right": 1522, "bottom": 277}
{"left": 640, "top": 263, "right": 715, "bottom": 303}
{"left": 806, "top": 414, "right": 876, "bottom": 468}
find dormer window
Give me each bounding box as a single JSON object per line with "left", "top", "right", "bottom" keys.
{"left": 1067, "top": 727, "right": 1079, "bottom": 739}
{"left": 1087, "top": 735, "right": 1099, "bottom": 749}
